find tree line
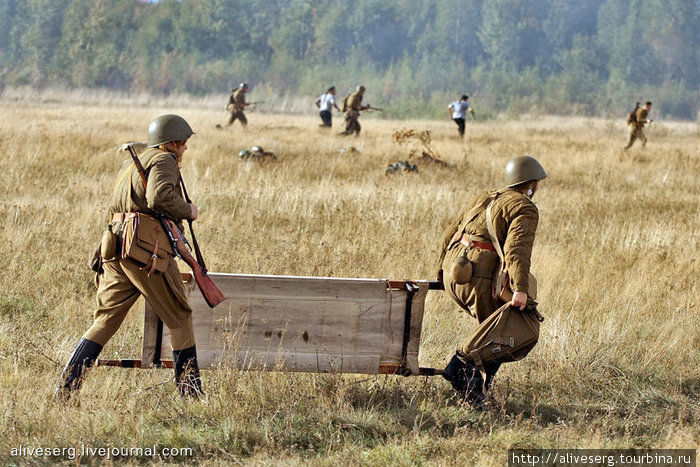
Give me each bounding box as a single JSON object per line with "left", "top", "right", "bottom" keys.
{"left": 0, "top": 0, "right": 698, "bottom": 120}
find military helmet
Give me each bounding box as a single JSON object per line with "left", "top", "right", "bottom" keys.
{"left": 357, "top": 85, "right": 365, "bottom": 92}
{"left": 147, "top": 114, "right": 194, "bottom": 148}
{"left": 239, "top": 82, "right": 248, "bottom": 89}
{"left": 504, "top": 155, "right": 546, "bottom": 187}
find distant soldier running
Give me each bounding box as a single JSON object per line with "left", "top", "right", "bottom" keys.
{"left": 624, "top": 101, "right": 653, "bottom": 150}
{"left": 340, "top": 85, "right": 369, "bottom": 136}
{"left": 227, "top": 82, "right": 251, "bottom": 128}
{"left": 316, "top": 86, "right": 340, "bottom": 128}
{"left": 448, "top": 95, "right": 475, "bottom": 138}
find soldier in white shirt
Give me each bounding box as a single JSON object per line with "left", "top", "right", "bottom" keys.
{"left": 315, "top": 86, "right": 340, "bottom": 127}
{"left": 448, "top": 95, "right": 475, "bottom": 137}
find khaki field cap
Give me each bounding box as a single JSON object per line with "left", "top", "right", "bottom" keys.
{"left": 147, "top": 114, "right": 195, "bottom": 147}
{"left": 505, "top": 155, "right": 546, "bottom": 187}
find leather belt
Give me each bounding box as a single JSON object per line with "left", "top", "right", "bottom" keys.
{"left": 460, "top": 234, "right": 495, "bottom": 251}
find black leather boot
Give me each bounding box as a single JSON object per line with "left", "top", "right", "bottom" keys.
{"left": 443, "top": 353, "right": 485, "bottom": 405}
{"left": 484, "top": 362, "right": 502, "bottom": 392}
{"left": 173, "top": 346, "right": 204, "bottom": 398}
{"left": 55, "top": 338, "right": 103, "bottom": 400}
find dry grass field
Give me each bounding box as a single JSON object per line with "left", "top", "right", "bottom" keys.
{"left": 0, "top": 88, "right": 698, "bottom": 465}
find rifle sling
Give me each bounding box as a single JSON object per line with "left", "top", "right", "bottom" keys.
{"left": 178, "top": 173, "right": 208, "bottom": 274}
{"left": 485, "top": 195, "right": 506, "bottom": 268}
{"left": 124, "top": 148, "right": 207, "bottom": 272}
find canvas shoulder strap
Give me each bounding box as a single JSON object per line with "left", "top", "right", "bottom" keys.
{"left": 111, "top": 148, "right": 167, "bottom": 215}
{"left": 465, "top": 193, "right": 495, "bottom": 226}
{"left": 485, "top": 195, "right": 505, "bottom": 267}
{"left": 110, "top": 163, "right": 136, "bottom": 216}
{"left": 452, "top": 191, "right": 498, "bottom": 239}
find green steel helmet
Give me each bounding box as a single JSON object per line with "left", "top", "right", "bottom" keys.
{"left": 357, "top": 85, "right": 365, "bottom": 92}
{"left": 239, "top": 82, "right": 248, "bottom": 89}
{"left": 504, "top": 155, "right": 546, "bottom": 187}
{"left": 147, "top": 114, "right": 194, "bottom": 147}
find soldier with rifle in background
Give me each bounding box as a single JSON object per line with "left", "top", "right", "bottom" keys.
{"left": 56, "top": 115, "right": 208, "bottom": 400}
{"left": 624, "top": 101, "right": 653, "bottom": 150}
{"left": 227, "top": 82, "right": 253, "bottom": 129}
{"left": 340, "top": 85, "right": 371, "bottom": 136}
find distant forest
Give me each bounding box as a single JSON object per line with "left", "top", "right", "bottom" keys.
{"left": 1, "top": 0, "right": 698, "bottom": 120}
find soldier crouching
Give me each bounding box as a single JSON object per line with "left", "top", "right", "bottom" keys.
{"left": 436, "top": 155, "right": 546, "bottom": 405}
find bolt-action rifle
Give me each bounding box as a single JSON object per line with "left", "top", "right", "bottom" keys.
{"left": 125, "top": 144, "right": 225, "bottom": 308}
{"left": 363, "top": 104, "right": 383, "bottom": 112}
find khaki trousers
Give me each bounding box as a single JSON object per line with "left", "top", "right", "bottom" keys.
{"left": 83, "top": 257, "right": 195, "bottom": 351}
{"left": 442, "top": 244, "right": 502, "bottom": 355}
{"left": 228, "top": 111, "right": 248, "bottom": 127}
{"left": 624, "top": 125, "right": 646, "bottom": 149}
{"left": 343, "top": 113, "right": 361, "bottom": 135}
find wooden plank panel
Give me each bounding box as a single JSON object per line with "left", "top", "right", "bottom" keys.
{"left": 143, "top": 273, "right": 428, "bottom": 374}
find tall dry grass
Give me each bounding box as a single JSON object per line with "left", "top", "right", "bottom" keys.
{"left": 0, "top": 89, "right": 698, "bottom": 465}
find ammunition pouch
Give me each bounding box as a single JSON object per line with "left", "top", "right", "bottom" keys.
{"left": 100, "top": 226, "right": 118, "bottom": 261}
{"left": 120, "top": 212, "right": 174, "bottom": 275}
{"left": 89, "top": 243, "right": 103, "bottom": 274}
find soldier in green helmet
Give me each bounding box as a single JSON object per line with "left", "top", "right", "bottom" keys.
{"left": 226, "top": 83, "right": 250, "bottom": 128}
{"left": 56, "top": 114, "right": 204, "bottom": 400}
{"left": 436, "top": 155, "right": 546, "bottom": 404}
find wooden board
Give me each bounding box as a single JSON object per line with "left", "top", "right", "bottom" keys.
{"left": 142, "top": 273, "right": 430, "bottom": 375}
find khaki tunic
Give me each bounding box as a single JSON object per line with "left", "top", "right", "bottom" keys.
{"left": 437, "top": 189, "right": 539, "bottom": 324}
{"left": 634, "top": 108, "right": 649, "bottom": 128}
{"left": 346, "top": 91, "right": 363, "bottom": 119}
{"left": 343, "top": 91, "right": 364, "bottom": 134}
{"left": 83, "top": 148, "right": 195, "bottom": 350}
{"left": 625, "top": 107, "right": 650, "bottom": 149}
{"left": 227, "top": 90, "right": 248, "bottom": 126}
{"left": 230, "top": 89, "right": 247, "bottom": 112}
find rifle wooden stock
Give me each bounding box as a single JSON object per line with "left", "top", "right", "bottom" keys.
{"left": 163, "top": 219, "right": 225, "bottom": 308}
